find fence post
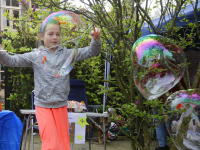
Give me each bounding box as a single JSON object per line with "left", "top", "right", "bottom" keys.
{"left": 4, "top": 66, "right": 9, "bottom": 110}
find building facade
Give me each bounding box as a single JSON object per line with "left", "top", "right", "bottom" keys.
{"left": 0, "top": 0, "right": 22, "bottom": 35}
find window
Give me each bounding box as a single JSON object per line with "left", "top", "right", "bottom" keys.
{"left": 2, "top": 9, "right": 20, "bottom": 29}
{"left": 13, "top": 10, "right": 20, "bottom": 29}
{"left": 3, "top": 0, "right": 19, "bottom": 7}
{"left": 1, "top": 0, "right": 21, "bottom": 30}
{"left": 3, "top": 10, "right": 10, "bottom": 27}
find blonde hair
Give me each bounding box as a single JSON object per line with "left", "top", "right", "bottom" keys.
{"left": 40, "top": 19, "right": 61, "bottom": 46}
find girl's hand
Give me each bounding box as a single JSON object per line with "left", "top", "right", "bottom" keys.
{"left": 91, "top": 27, "right": 101, "bottom": 41}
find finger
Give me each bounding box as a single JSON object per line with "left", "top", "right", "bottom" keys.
{"left": 92, "top": 24, "right": 96, "bottom": 33}
{"left": 92, "top": 28, "right": 100, "bottom": 36}
{"left": 91, "top": 31, "right": 97, "bottom": 36}
{"left": 91, "top": 31, "right": 95, "bottom": 36}
{"left": 95, "top": 29, "right": 100, "bottom": 37}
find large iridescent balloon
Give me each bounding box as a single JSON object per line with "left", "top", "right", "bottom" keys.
{"left": 165, "top": 89, "right": 200, "bottom": 150}
{"left": 131, "top": 34, "right": 186, "bottom": 100}
{"left": 40, "top": 11, "right": 82, "bottom": 34}
{"left": 38, "top": 11, "right": 83, "bottom": 77}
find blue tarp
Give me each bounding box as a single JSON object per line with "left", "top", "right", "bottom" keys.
{"left": 0, "top": 110, "right": 23, "bottom": 150}
{"left": 142, "top": 0, "right": 200, "bottom": 35}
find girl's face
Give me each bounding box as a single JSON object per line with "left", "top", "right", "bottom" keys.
{"left": 40, "top": 24, "right": 61, "bottom": 53}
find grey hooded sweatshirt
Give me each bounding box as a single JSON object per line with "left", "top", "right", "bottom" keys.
{"left": 0, "top": 38, "right": 101, "bottom": 108}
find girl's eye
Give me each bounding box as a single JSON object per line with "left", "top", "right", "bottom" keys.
{"left": 49, "top": 34, "right": 53, "bottom": 36}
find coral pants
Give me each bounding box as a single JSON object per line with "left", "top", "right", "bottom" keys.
{"left": 35, "top": 105, "right": 71, "bottom": 150}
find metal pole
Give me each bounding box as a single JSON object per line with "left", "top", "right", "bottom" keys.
{"left": 103, "top": 118, "right": 106, "bottom": 150}
{"left": 4, "top": 66, "right": 9, "bottom": 110}
{"left": 0, "top": 64, "right": 1, "bottom": 82}
{"left": 23, "top": 114, "right": 31, "bottom": 150}
{"left": 31, "top": 118, "right": 34, "bottom": 150}
{"left": 70, "top": 143, "right": 73, "bottom": 150}
{"left": 88, "top": 125, "right": 91, "bottom": 150}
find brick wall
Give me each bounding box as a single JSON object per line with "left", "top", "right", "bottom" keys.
{"left": 184, "top": 50, "right": 200, "bottom": 84}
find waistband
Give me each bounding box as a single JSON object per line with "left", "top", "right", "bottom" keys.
{"left": 34, "top": 99, "right": 68, "bottom": 108}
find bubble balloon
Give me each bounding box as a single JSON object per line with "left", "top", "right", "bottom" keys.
{"left": 165, "top": 89, "right": 200, "bottom": 150}
{"left": 40, "top": 11, "right": 82, "bottom": 34}
{"left": 131, "top": 34, "right": 186, "bottom": 100}
{"left": 36, "top": 45, "right": 78, "bottom": 77}
{"left": 37, "top": 11, "right": 87, "bottom": 77}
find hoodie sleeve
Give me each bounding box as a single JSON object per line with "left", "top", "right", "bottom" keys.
{"left": 75, "top": 37, "right": 102, "bottom": 61}
{"left": 0, "top": 51, "right": 35, "bottom": 67}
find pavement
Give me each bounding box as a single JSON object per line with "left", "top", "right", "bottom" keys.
{"left": 22, "top": 134, "right": 132, "bottom": 150}
{"left": 21, "top": 133, "right": 166, "bottom": 150}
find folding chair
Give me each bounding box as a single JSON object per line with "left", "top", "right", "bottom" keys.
{"left": 68, "top": 79, "right": 102, "bottom": 112}
{"left": 68, "top": 79, "right": 89, "bottom": 111}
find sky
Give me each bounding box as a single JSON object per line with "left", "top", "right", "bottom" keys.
{"left": 68, "top": 0, "right": 111, "bottom": 11}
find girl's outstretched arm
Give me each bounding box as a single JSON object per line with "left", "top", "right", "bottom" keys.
{"left": 0, "top": 50, "right": 35, "bottom": 68}
{"left": 0, "top": 50, "right": 8, "bottom": 52}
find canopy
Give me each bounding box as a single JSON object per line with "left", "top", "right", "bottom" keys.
{"left": 142, "top": 0, "right": 200, "bottom": 35}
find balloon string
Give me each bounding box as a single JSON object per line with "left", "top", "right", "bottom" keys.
{"left": 7, "top": 24, "right": 93, "bottom": 54}
{"left": 6, "top": 24, "right": 93, "bottom": 68}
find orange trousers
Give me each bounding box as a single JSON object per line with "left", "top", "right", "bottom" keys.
{"left": 35, "top": 105, "right": 71, "bottom": 150}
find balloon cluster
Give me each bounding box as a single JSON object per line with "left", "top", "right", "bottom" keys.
{"left": 131, "top": 34, "right": 200, "bottom": 149}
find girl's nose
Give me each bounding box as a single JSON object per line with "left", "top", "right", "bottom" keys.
{"left": 53, "top": 34, "right": 57, "bottom": 39}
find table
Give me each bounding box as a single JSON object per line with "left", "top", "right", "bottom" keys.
{"left": 20, "top": 109, "right": 110, "bottom": 150}
{"left": 0, "top": 110, "right": 23, "bottom": 150}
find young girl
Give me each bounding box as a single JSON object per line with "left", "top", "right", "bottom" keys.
{"left": 0, "top": 18, "right": 101, "bottom": 150}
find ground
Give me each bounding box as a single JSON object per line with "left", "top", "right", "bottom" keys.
{"left": 21, "top": 133, "right": 171, "bottom": 150}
